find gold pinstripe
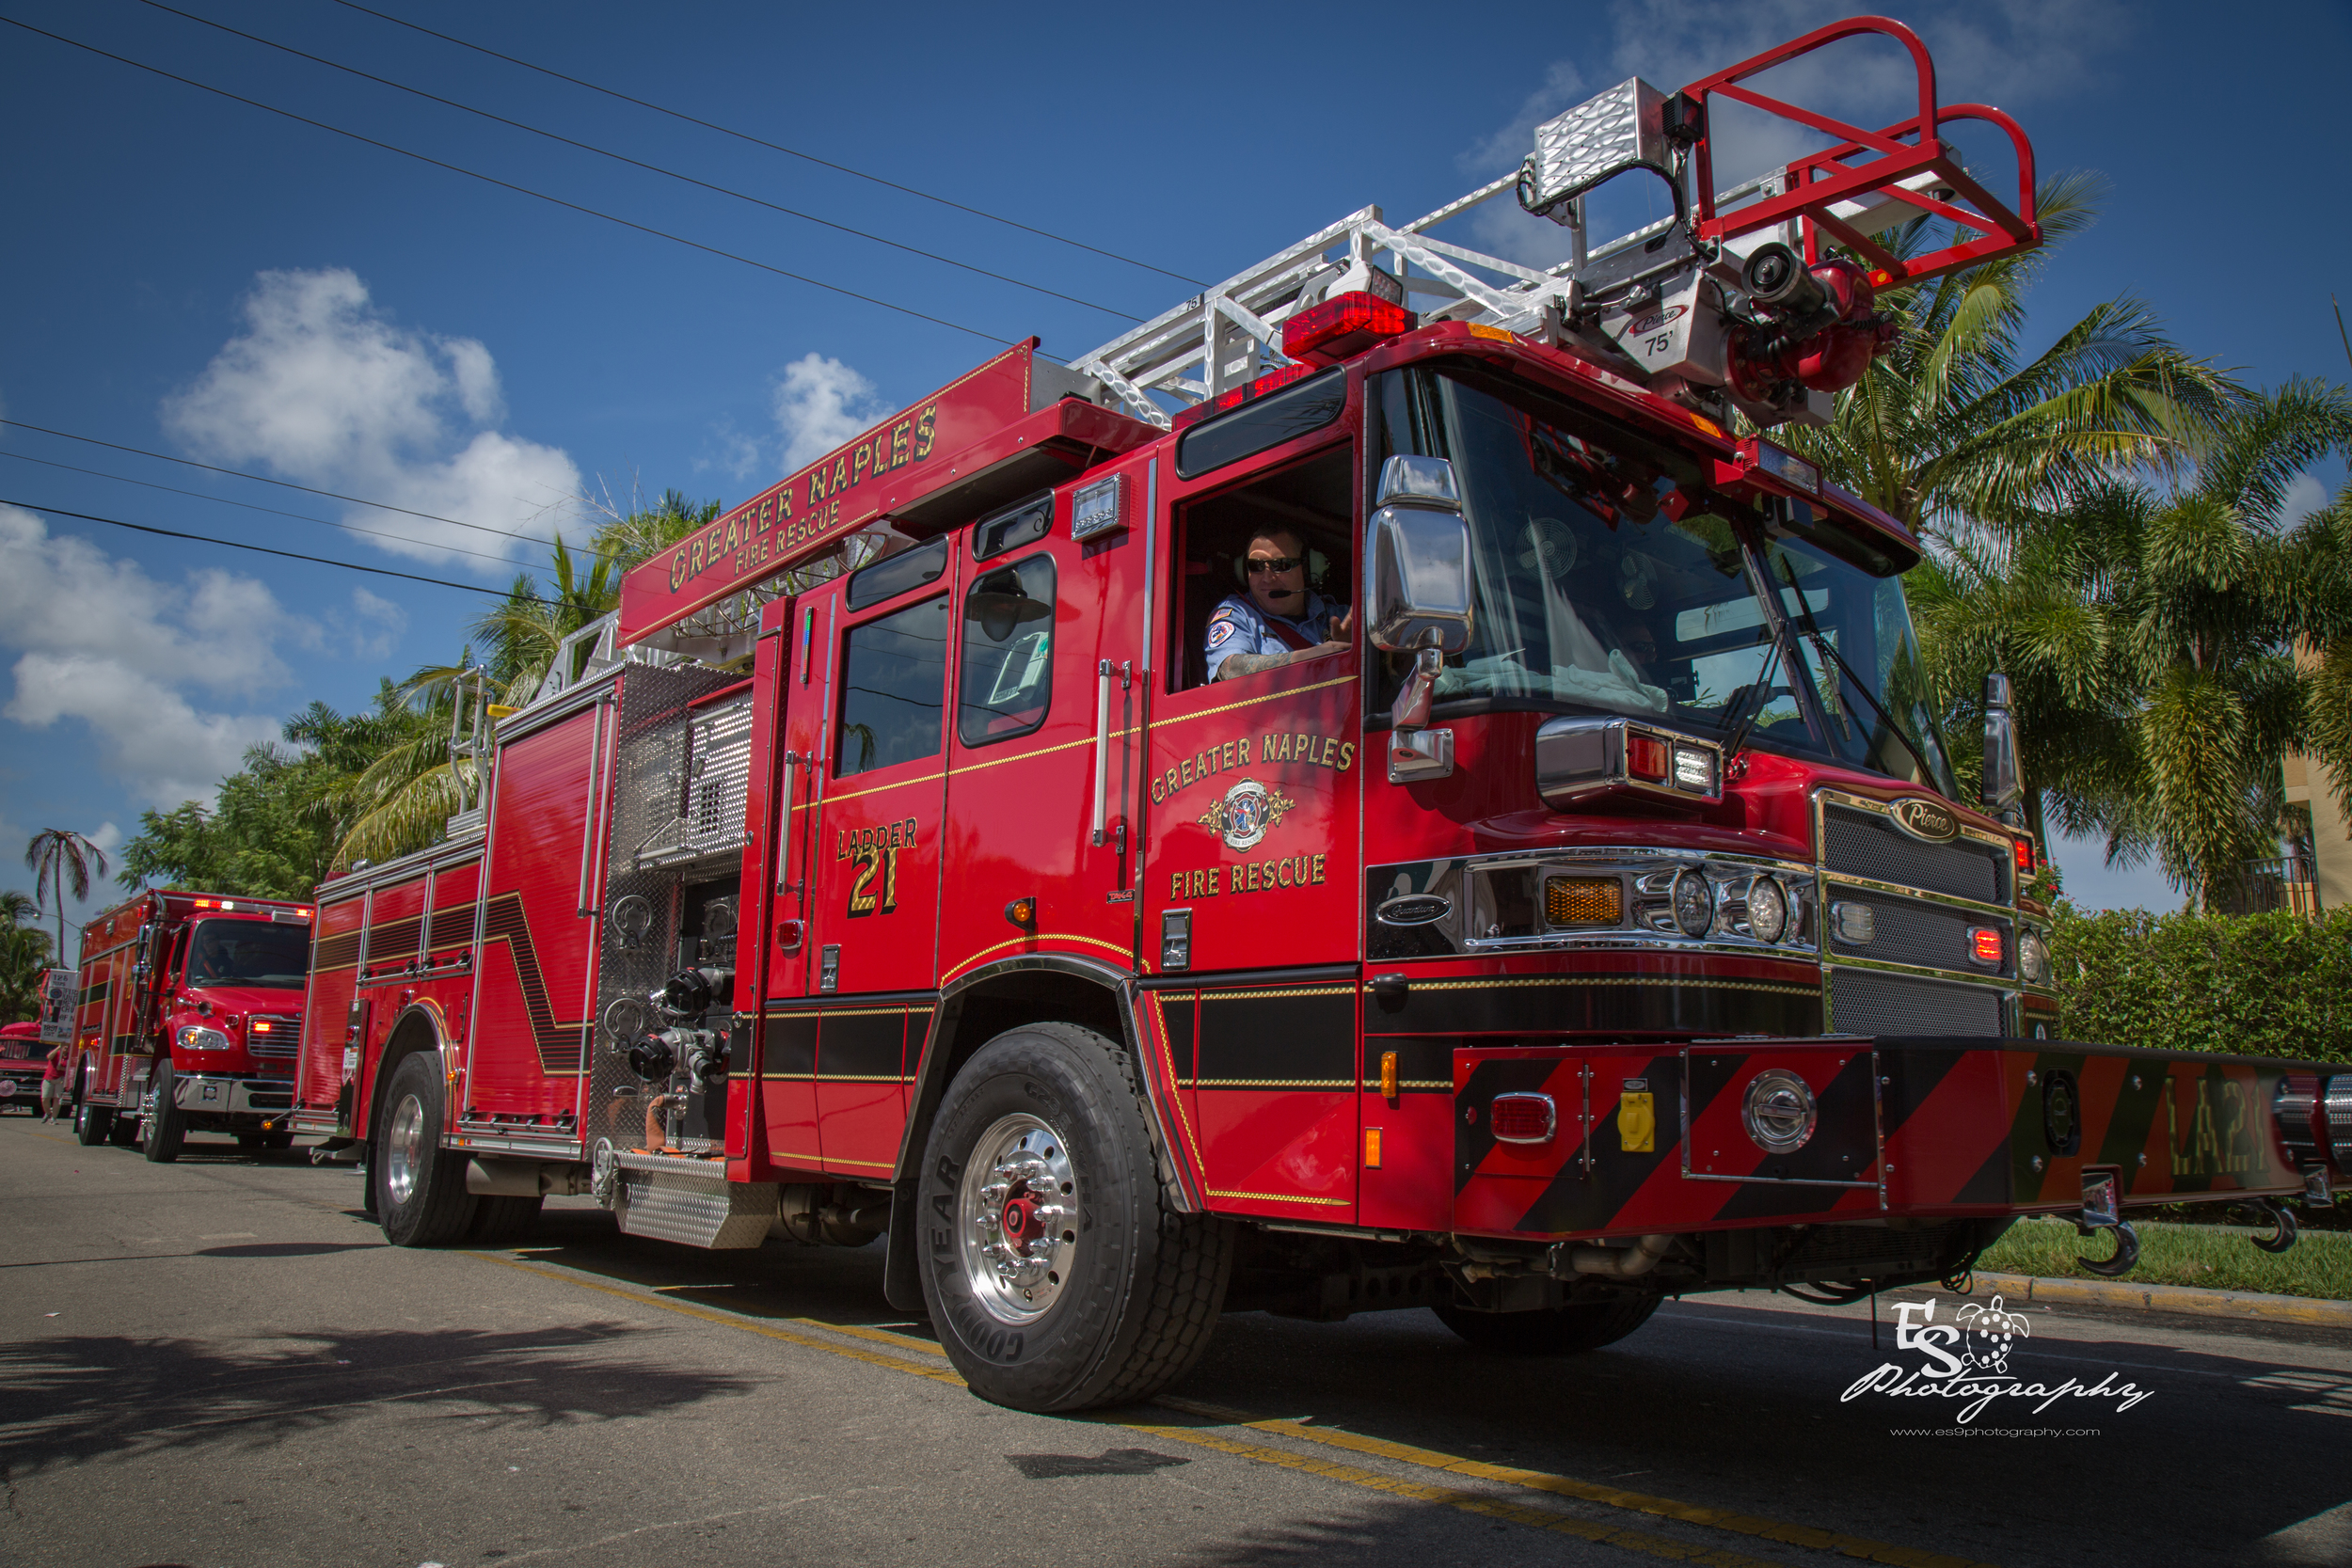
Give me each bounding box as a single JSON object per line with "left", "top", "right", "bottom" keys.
{"left": 1200, "top": 985, "right": 1353, "bottom": 1002}
{"left": 1150, "top": 991, "right": 1207, "bottom": 1177}
{"left": 1381, "top": 975, "right": 1814, "bottom": 996}
{"left": 939, "top": 931, "right": 1137, "bottom": 984}
{"left": 1196, "top": 1078, "right": 1356, "bottom": 1089}
{"left": 1205, "top": 1189, "right": 1349, "bottom": 1207}
{"left": 1158, "top": 672, "right": 1357, "bottom": 727}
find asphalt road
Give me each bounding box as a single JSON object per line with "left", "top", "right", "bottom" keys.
{"left": 3, "top": 1114, "right": 2347, "bottom": 1568}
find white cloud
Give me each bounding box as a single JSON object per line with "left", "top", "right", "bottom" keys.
{"left": 0, "top": 505, "right": 289, "bottom": 808}
{"left": 162, "top": 268, "right": 580, "bottom": 572}
{"left": 772, "top": 353, "right": 883, "bottom": 471}
{"left": 2281, "top": 471, "right": 2331, "bottom": 527}
{"left": 1451, "top": 0, "right": 2134, "bottom": 267}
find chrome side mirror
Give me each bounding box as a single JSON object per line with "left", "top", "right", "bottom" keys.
{"left": 1375, "top": 454, "right": 1461, "bottom": 510}
{"left": 1366, "top": 460, "right": 1472, "bottom": 656}
{"left": 1982, "top": 670, "right": 2024, "bottom": 825}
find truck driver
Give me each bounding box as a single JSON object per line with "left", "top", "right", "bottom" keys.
{"left": 1204, "top": 522, "right": 1354, "bottom": 681}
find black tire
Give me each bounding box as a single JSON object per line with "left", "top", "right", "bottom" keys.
{"left": 469, "top": 1195, "right": 544, "bottom": 1245}
{"left": 914, "top": 1022, "right": 1232, "bottom": 1413}
{"left": 74, "top": 1099, "right": 113, "bottom": 1147}
{"left": 373, "top": 1053, "right": 478, "bottom": 1246}
{"left": 1434, "top": 1295, "right": 1661, "bottom": 1354}
{"left": 141, "top": 1060, "right": 186, "bottom": 1163}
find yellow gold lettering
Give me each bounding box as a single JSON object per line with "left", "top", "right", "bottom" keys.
{"left": 1312, "top": 852, "right": 1326, "bottom": 884}
{"left": 854, "top": 442, "right": 872, "bottom": 483}
{"left": 892, "top": 420, "right": 911, "bottom": 467}
{"left": 1238, "top": 736, "right": 1252, "bottom": 765}
{"left": 669, "top": 549, "right": 689, "bottom": 592}
{"left": 832, "top": 456, "right": 850, "bottom": 492}
{"left": 1338, "top": 741, "right": 1355, "bottom": 770}
{"left": 914, "top": 404, "right": 938, "bottom": 459}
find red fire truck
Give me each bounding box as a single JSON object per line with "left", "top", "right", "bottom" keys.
{"left": 294, "top": 17, "right": 2345, "bottom": 1411}
{"left": 70, "top": 890, "right": 312, "bottom": 1159}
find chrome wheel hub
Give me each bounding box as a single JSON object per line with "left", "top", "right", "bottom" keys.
{"left": 956, "top": 1113, "right": 1077, "bottom": 1325}
{"left": 385, "top": 1091, "right": 427, "bottom": 1206}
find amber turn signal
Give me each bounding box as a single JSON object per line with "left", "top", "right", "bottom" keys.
{"left": 1004, "top": 896, "right": 1038, "bottom": 932}
{"left": 1546, "top": 876, "right": 1622, "bottom": 927}
{"left": 1380, "top": 1050, "right": 1399, "bottom": 1100}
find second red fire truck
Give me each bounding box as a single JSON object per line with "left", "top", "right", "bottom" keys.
{"left": 71, "top": 890, "right": 311, "bottom": 1159}
{"left": 292, "top": 18, "right": 2346, "bottom": 1411}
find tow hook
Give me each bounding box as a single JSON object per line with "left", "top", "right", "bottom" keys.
{"left": 2236, "top": 1198, "right": 2299, "bottom": 1255}
{"left": 2077, "top": 1220, "right": 2139, "bottom": 1276}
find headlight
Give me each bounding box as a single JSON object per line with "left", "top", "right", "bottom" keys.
{"left": 175, "top": 1025, "right": 230, "bottom": 1052}
{"left": 1672, "top": 869, "right": 1714, "bottom": 938}
{"left": 1745, "top": 876, "right": 1788, "bottom": 943}
{"left": 2018, "top": 928, "right": 2051, "bottom": 985}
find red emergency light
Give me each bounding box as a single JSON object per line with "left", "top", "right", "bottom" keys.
{"left": 1168, "top": 362, "right": 1323, "bottom": 431}
{"left": 1627, "top": 733, "right": 1670, "bottom": 783}
{"left": 1969, "top": 927, "right": 2004, "bottom": 966}
{"left": 2012, "top": 837, "right": 2035, "bottom": 875}
{"left": 1281, "top": 291, "right": 1414, "bottom": 366}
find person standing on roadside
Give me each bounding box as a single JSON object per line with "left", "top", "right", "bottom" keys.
{"left": 40, "top": 1041, "right": 68, "bottom": 1122}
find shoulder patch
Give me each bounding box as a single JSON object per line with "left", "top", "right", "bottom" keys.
{"left": 1206, "top": 618, "right": 1237, "bottom": 649}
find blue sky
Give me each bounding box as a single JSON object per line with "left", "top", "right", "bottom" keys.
{"left": 3, "top": 0, "right": 2347, "bottom": 940}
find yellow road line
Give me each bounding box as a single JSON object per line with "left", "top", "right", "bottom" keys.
{"left": 469, "top": 1253, "right": 963, "bottom": 1386}
{"left": 471, "top": 1252, "right": 1994, "bottom": 1568}
{"left": 1156, "top": 1396, "right": 2000, "bottom": 1568}
{"left": 1121, "top": 1420, "right": 1779, "bottom": 1568}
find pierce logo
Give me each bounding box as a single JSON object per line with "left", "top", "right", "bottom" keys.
{"left": 1888, "top": 798, "right": 1958, "bottom": 842}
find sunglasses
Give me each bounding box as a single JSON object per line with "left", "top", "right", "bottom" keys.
{"left": 1245, "top": 556, "right": 1303, "bottom": 575}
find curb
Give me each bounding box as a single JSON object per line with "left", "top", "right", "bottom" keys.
{"left": 1960, "top": 1270, "right": 2352, "bottom": 1326}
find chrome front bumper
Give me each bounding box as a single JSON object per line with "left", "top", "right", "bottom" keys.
{"left": 171, "top": 1074, "right": 297, "bottom": 1118}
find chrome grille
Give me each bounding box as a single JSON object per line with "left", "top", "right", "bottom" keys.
{"left": 246, "top": 1014, "right": 301, "bottom": 1057}
{"left": 1826, "top": 890, "right": 2011, "bottom": 980}
{"left": 2328, "top": 1076, "right": 2352, "bottom": 1167}
{"left": 1821, "top": 801, "right": 2008, "bottom": 904}
{"left": 1828, "top": 969, "right": 2001, "bottom": 1037}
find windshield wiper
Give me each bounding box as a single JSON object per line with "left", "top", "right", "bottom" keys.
{"left": 1771, "top": 552, "right": 1941, "bottom": 790}
{"left": 1719, "top": 633, "right": 1784, "bottom": 766}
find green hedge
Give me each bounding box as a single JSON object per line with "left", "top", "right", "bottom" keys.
{"left": 2049, "top": 904, "right": 2352, "bottom": 1063}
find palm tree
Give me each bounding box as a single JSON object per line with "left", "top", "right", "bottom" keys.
{"left": 1775, "top": 174, "right": 2241, "bottom": 546}
{"left": 1911, "top": 380, "right": 2352, "bottom": 906}
{"left": 24, "top": 829, "right": 109, "bottom": 965}
{"left": 0, "top": 890, "right": 53, "bottom": 1024}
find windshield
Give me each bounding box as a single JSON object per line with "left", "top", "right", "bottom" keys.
{"left": 1379, "top": 368, "right": 1955, "bottom": 795}
{"left": 183, "top": 919, "right": 308, "bottom": 990}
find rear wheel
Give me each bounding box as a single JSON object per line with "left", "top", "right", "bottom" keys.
{"left": 469, "top": 1195, "right": 544, "bottom": 1246}
{"left": 73, "top": 1097, "right": 112, "bottom": 1148}
{"left": 1434, "top": 1295, "right": 1660, "bottom": 1354}
{"left": 915, "top": 1022, "right": 1232, "bottom": 1413}
{"left": 374, "top": 1053, "right": 477, "bottom": 1245}
{"left": 141, "top": 1061, "right": 187, "bottom": 1163}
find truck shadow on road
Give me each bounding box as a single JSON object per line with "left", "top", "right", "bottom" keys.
{"left": 0, "top": 1322, "right": 758, "bottom": 1474}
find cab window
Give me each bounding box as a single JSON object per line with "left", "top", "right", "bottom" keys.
{"left": 957, "top": 553, "right": 1055, "bottom": 747}
{"left": 1170, "top": 444, "right": 1354, "bottom": 691}
{"left": 835, "top": 595, "right": 948, "bottom": 778}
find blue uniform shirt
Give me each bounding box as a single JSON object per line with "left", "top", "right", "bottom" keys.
{"left": 1204, "top": 591, "right": 1349, "bottom": 681}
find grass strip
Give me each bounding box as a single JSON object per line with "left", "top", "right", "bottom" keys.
{"left": 1978, "top": 1215, "right": 2352, "bottom": 1301}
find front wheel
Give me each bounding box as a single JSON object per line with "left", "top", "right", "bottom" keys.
{"left": 1434, "top": 1295, "right": 1661, "bottom": 1354}
{"left": 373, "top": 1053, "right": 478, "bottom": 1246}
{"left": 141, "top": 1061, "right": 186, "bottom": 1163}
{"left": 73, "top": 1097, "right": 113, "bottom": 1148}
{"left": 915, "top": 1022, "right": 1232, "bottom": 1413}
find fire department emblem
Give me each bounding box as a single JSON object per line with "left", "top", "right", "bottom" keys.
{"left": 1199, "top": 778, "right": 1295, "bottom": 850}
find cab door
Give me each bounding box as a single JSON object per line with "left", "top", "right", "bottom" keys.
{"left": 799, "top": 538, "right": 957, "bottom": 1180}
{"left": 936, "top": 474, "right": 1151, "bottom": 990}
{"left": 1139, "top": 384, "right": 1365, "bottom": 1226}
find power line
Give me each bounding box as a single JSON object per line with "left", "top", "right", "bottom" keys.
{"left": 0, "top": 419, "right": 550, "bottom": 547}
{"left": 0, "top": 449, "right": 539, "bottom": 573}
{"left": 3, "top": 497, "right": 512, "bottom": 597}
{"left": 0, "top": 15, "right": 1013, "bottom": 345}
{"left": 326, "top": 0, "right": 1207, "bottom": 288}
{"left": 133, "top": 0, "right": 1140, "bottom": 322}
